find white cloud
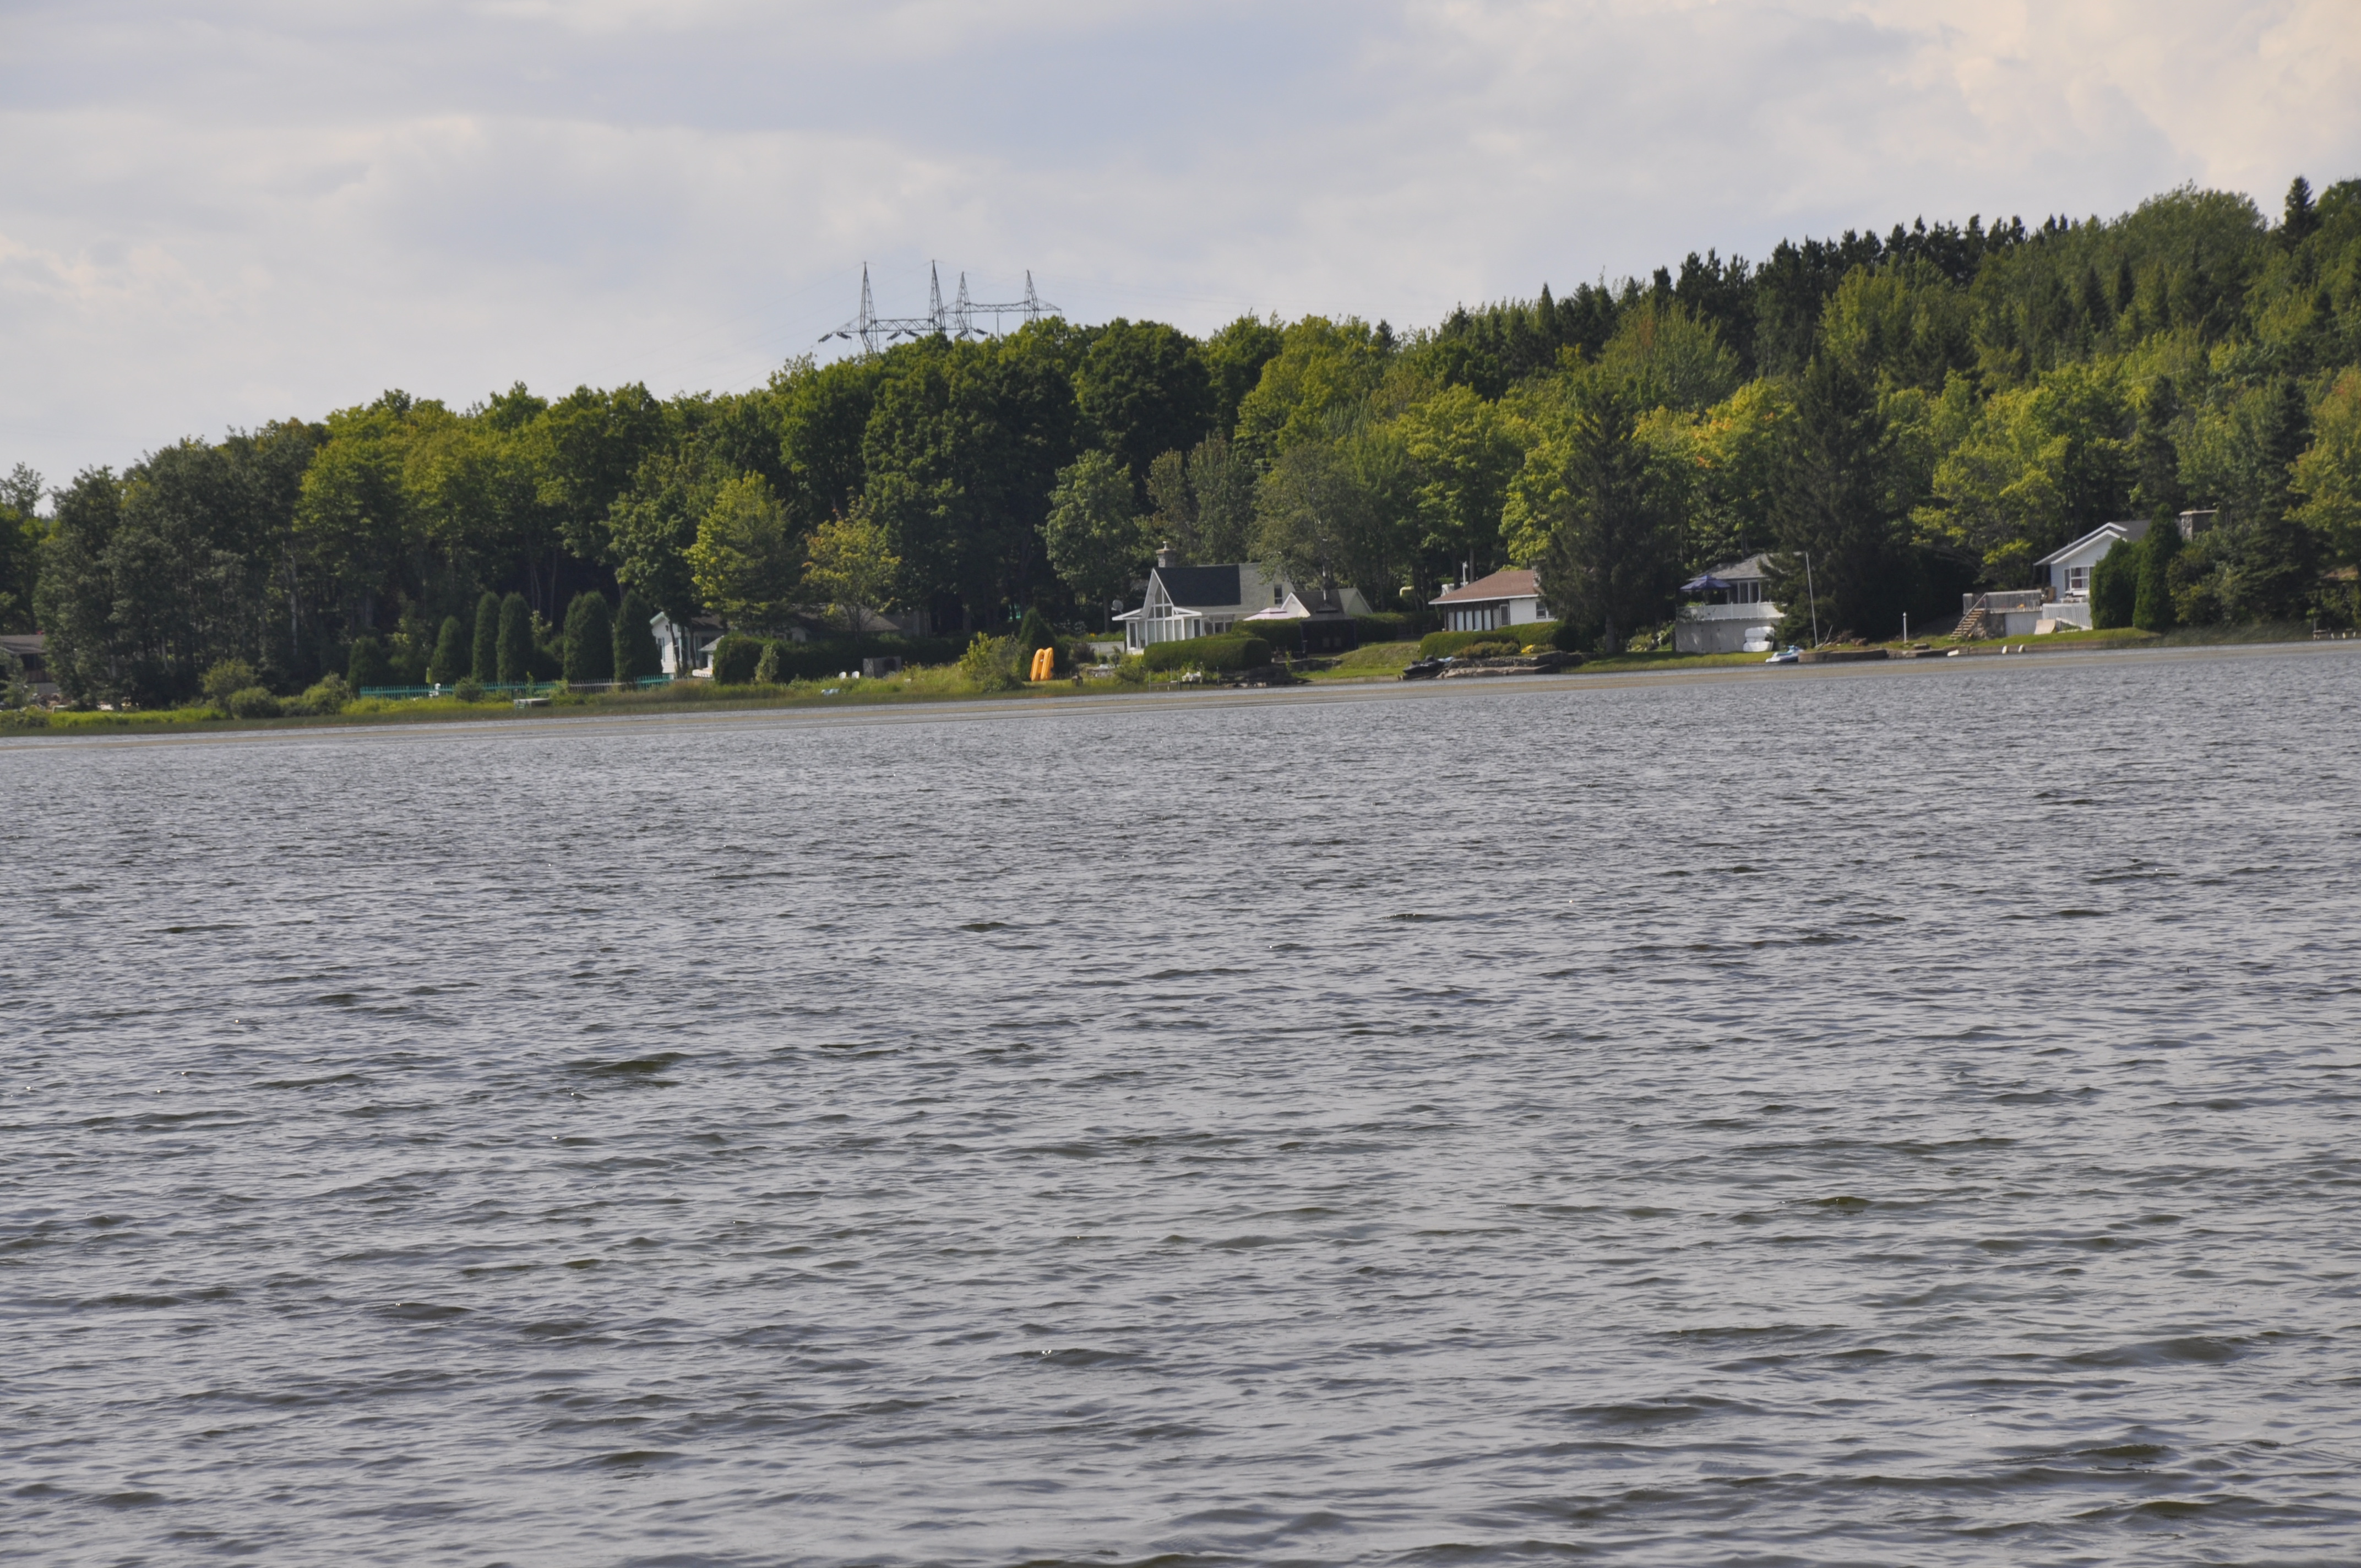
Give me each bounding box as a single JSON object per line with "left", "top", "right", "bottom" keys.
{"left": 1, "top": 0, "right": 2355, "bottom": 491}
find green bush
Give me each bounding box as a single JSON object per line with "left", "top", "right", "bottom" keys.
{"left": 1354, "top": 612, "right": 1427, "bottom": 643}
{"left": 1139, "top": 631, "right": 1272, "bottom": 672}
{"left": 1418, "top": 625, "right": 1559, "bottom": 659}
{"left": 960, "top": 633, "right": 1023, "bottom": 691}
{"left": 2090, "top": 539, "right": 2138, "bottom": 629}
{"left": 226, "top": 686, "right": 282, "bottom": 719}
{"left": 753, "top": 642, "right": 781, "bottom": 684}
{"left": 710, "top": 633, "right": 766, "bottom": 685}
{"left": 2135, "top": 522, "right": 2179, "bottom": 633}
{"left": 347, "top": 637, "right": 391, "bottom": 692}
{"left": 472, "top": 591, "right": 502, "bottom": 681}
{"left": 289, "top": 673, "right": 351, "bottom": 716}
{"left": 614, "top": 589, "right": 662, "bottom": 682}
{"left": 563, "top": 592, "right": 614, "bottom": 683}
{"left": 453, "top": 676, "right": 485, "bottom": 703}
{"left": 497, "top": 594, "right": 533, "bottom": 684}
{"left": 200, "top": 658, "right": 257, "bottom": 703}
{"left": 428, "top": 616, "right": 468, "bottom": 685}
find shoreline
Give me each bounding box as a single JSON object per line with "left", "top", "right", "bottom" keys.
{"left": 8, "top": 635, "right": 2355, "bottom": 750}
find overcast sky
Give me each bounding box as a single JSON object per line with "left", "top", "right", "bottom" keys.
{"left": 4, "top": 0, "right": 2357, "bottom": 493}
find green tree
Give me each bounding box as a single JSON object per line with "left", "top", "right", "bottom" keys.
{"left": 1199, "top": 314, "right": 1285, "bottom": 438}
{"left": 802, "top": 504, "right": 900, "bottom": 643}
{"left": 471, "top": 590, "right": 501, "bottom": 680}
{"left": 347, "top": 636, "right": 391, "bottom": 692}
{"left": 613, "top": 587, "right": 663, "bottom": 682}
{"left": 1533, "top": 378, "right": 1680, "bottom": 651}
{"left": 1075, "top": 320, "right": 1214, "bottom": 489}
{"left": 497, "top": 591, "right": 533, "bottom": 684}
{"left": 1769, "top": 355, "right": 1910, "bottom": 641}
{"left": 1045, "top": 449, "right": 1149, "bottom": 621}
{"left": 562, "top": 592, "right": 614, "bottom": 683}
{"left": 428, "top": 616, "right": 467, "bottom": 684}
{"left": 1252, "top": 421, "right": 1409, "bottom": 610}
{"left": 688, "top": 473, "right": 801, "bottom": 627}
{"left": 2134, "top": 518, "right": 2179, "bottom": 631}
{"left": 2088, "top": 538, "right": 2139, "bottom": 628}
{"left": 0, "top": 464, "right": 41, "bottom": 634}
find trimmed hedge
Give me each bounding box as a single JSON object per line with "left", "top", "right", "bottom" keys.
{"left": 1139, "top": 631, "right": 1272, "bottom": 672}
{"left": 711, "top": 632, "right": 973, "bottom": 685}
{"left": 1417, "top": 622, "right": 1561, "bottom": 660}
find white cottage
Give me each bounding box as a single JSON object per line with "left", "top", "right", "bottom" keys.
{"left": 1116, "top": 552, "right": 1372, "bottom": 652}
{"left": 649, "top": 612, "right": 726, "bottom": 677}
{"left": 1430, "top": 568, "right": 1549, "bottom": 632}
{"left": 1674, "top": 554, "right": 1782, "bottom": 654}
{"left": 2032, "top": 520, "right": 2150, "bottom": 629}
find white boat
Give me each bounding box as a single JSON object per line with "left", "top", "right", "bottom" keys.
{"left": 1764, "top": 645, "right": 1802, "bottom": 665}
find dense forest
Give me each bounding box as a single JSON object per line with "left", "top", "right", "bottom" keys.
{"left": 5, "top": 175, "right": 2359, "bottom": 704}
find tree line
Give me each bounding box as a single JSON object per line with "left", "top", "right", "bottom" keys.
{"left": 4, "top": 175, "right": 2359, "bottom": 704}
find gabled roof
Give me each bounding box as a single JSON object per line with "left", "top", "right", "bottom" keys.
{"left": 1149, "top": 563, "right": 1243, "bottom": 609}
{"left": 1432, "top": 568, "right": 1539, "bottom": 606}
{"left": 2036, "top": 519, "right": 2150, "bottom": 568}
{"left": 1707, "top": 552, "right": 1772, "bottom": 581}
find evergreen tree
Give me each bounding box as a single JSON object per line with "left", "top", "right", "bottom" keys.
{"left": 497, "top": 592, "right": 532, "bottom": 684}
{"left": 2089, "top": 538, "right": 2138, "bottom": 628}
{"left": 471, "top": 591, "right": 501, "bottom": 681}
{"left": 2134, "top": 520, "right": 2180, "bottom": 631}
{"left": 2281, "top": 176, "right": 2320, "bottom": 249}
{"left": 347, "top": 636, "right": 391, "bottom": 692}
{"left": 428, "top": 616, "right": 467, "bottom": 685}
{"left": 1012, "top": 605, "right": 1061, "bottom": 672}
{"left": 753, "top": 641, "right": 781, "bottom": 684}
{"left": 1767, "top": 355, "right": 1907, "bottom": 640}
{"left": 613, "top": 588, "right": 662, "bottom": 682}
{"left": 2132, "top": 375, "right": 2185, "bottom": 523}
{"left": 562, "top": 591, "right": 614, "bottom": 683}
{"left": 1535, "top": 377, "right": 1680, "bottom": 651}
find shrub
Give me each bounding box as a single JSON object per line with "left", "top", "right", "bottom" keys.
{"left": 289, "top": 673, "right": 351, "bottom": 716}
{"left": 753, "top": 642, "right": 781, "bottom": 684}
{"left": 200, "top": 658, "right": 257, "bottom": 703}
{"left": 428, "top": 616, "right": 469, "bottom": 685}
{"left": 1013, "top": 607, "right": 1061, "bottom": 672}
{"left": 471, "top": 591, "right": 502, "bottom": 681}
{"left": 710, "top": 633, "right": 766, "bottom": 685}
{"left": 2090, "top": 539, "right": 2138, "bottom": 629}
{"left": 497, "top": 593, "right": 533, "bottom": 684}
{"left": 1114, "top": 657, "right": 1146, "bottom": 684}
{"left": 1354, "top": 612, "right": 1424, "bottom": 643}
{"left": 614, "top": 589, "right": 662, "bottom": 682}
{"left": 1418, "top": 626, "right": 1558, "bottom": 660}
{"left": 347, "top": 637, "right": 391, "bottom": 692}
{"left": 562, "top": 592, "right": 614, "bottom": 683}
{"left": 453, "top": 676, "right": 485, "bottom": 703}
{"left": 1139, "top": 631, "right": 1272, "bottom": 672}
{"left": 226, "top": 686, "right": 282, "bottom": 719}
{"left": 959, "top": 633, "right": 1023, "bottom": 692}
{"left": 2135, "top": 522, "right": 2179, "bottom": 633}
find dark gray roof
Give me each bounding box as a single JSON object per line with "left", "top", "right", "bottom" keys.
{"left": 1152, "top": 564, "right": 1242, "bottom": 608}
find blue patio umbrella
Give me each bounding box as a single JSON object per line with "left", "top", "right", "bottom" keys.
{"left": 1680, "top": 573, "right": 1732, "bottom": 595}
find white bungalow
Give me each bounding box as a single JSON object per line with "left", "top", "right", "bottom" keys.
{"left": 649, "top": 612, "right": 726, "bottom": 677}
{"left": 1430, "top": 568, "right": 1549, "bottom": 632}
{"left": 2033, "top": 521, "right": 2150, "bottom": 630}
{"left": 1674, "top": 554, "right": 1782, "bottom": 654}
{"left": 1116, "top": 551, "right": 1372, "bottom": 652}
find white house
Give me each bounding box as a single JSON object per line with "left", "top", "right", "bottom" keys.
{"left": 1116, "top": 552, "right": 1372, "bottom": 652}
{"left": 1674, "top": 553, "right": 1782, "bottom": 654}
{"left": 2033, "top": 520, "right": 2150, "bottom": 629}
{"left": 649, "top": 612, "right": 726, "bottom": 677}
{"left": 1430, "top": 568, "right": 1548, "bottom": 632}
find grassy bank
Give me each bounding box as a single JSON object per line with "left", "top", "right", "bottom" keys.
{"left": 3, "top": 620, "right": 2340, "bottom": 738}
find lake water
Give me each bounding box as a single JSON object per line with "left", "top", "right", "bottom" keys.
{"left": 7, "top": 645, "right": 2361, "bottom": 1567}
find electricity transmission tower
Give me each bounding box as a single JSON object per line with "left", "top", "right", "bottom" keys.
{"left": 819, "top": 263, "right": 1059, "bottom": 355}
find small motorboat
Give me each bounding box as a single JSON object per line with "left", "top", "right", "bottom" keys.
{"left": 1764, "top": 645, "right": 1802, "bottom": 665}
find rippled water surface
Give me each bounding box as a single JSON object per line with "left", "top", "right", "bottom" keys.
{"left": 7, "top": 646, "right": 2361, "bottom": 1567}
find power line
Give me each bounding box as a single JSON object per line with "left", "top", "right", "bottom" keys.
{"left": 817, "top": 263, "right": 1059, "bottom": 355}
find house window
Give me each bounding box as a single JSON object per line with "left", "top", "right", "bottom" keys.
{"left": 2065, "top": 566, "right": 2089, "bottom": 597}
